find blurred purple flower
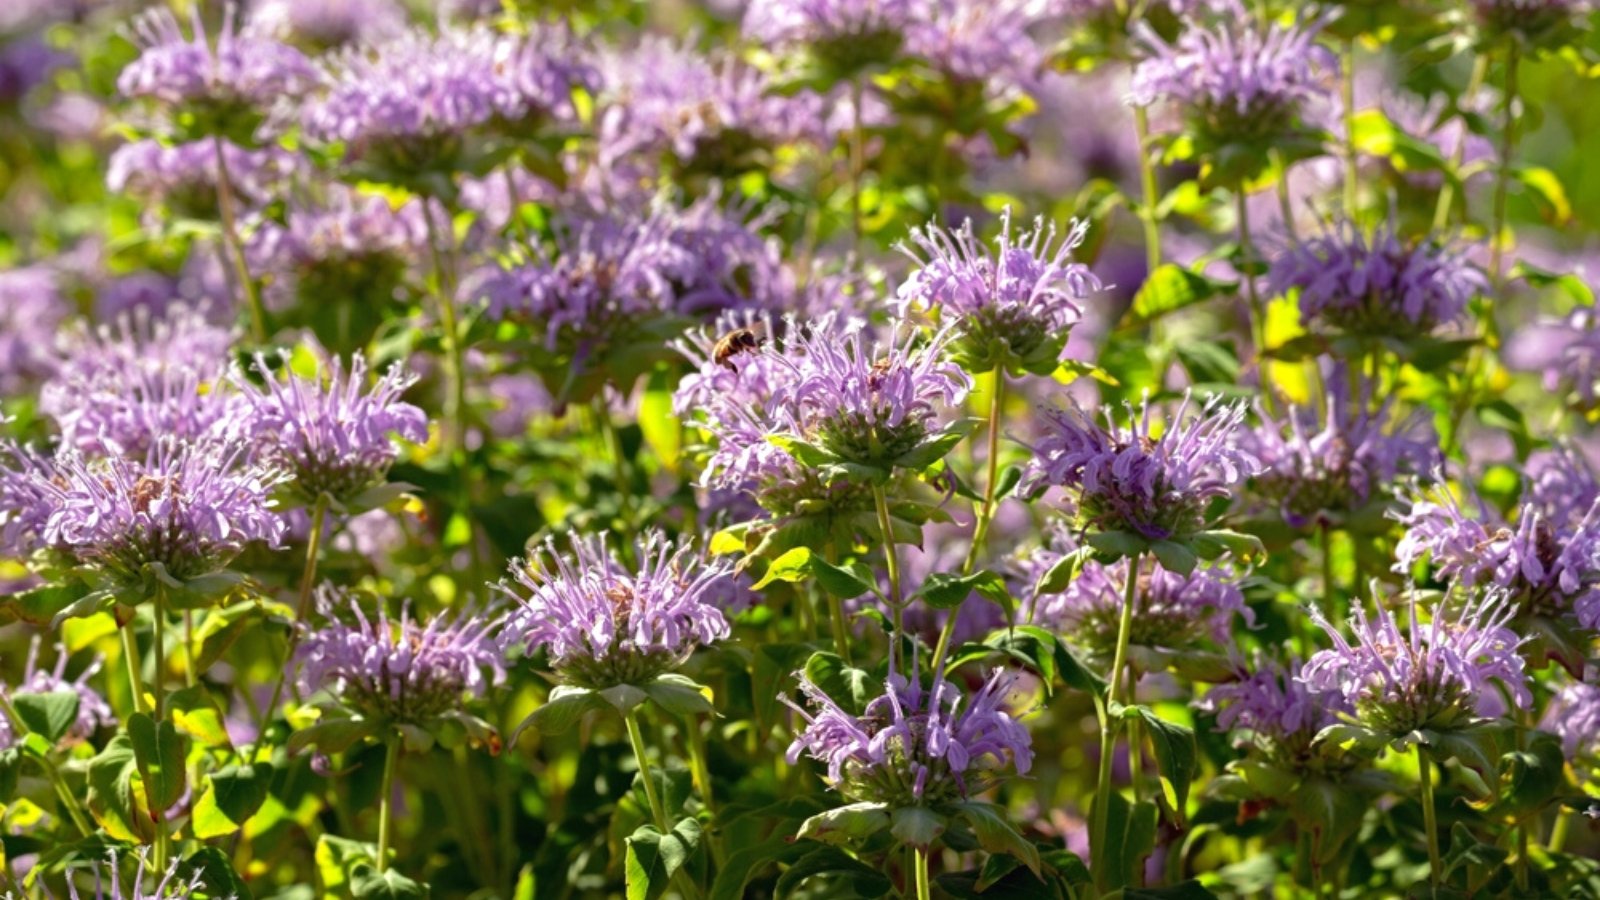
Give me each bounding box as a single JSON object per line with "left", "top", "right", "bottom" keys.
{"left": 1541, "top": 679, "right": 1600, "bottom": 765}
{"left": 118, "top": 5, "right": 314, "bottom": 117}
{"left": 1537, "top": 305, "right": 1600, "bottom": 412}
{"left": 296, "top": 587, "right": 504, "bottom": 723}
{"left": 904, "top": 0, "right": 1051, "bottom": 91}
{"left": 107, "top": 139, "right": 299, "bottom": 214}
{"left": 1199, "top": 654, "right": 1354, "bottom": 771}
{"left": 498, "top": 531, "right": 731, "bottom": 687}
{"left": 743, "top": 0, "right": 913, "bottom": 56}
{"left": 236, "top": 352, "right": 428, "bottom": 506}
{"left": 246, "top": 187, "right": 427, "bottom": 310}
{"left": 1268, "top": 219, "right": 1485, "bottom": 337}
{"left": 786, "top": 662, "right": 1033, "bottom": 804}
{"left": 1302, "top": 589, "right": 1530, "bottom": 733}
{"left": 0, "top": 38, "right": 66, "bottom": 106}
{"left": 0, "top": 638, "right": 114, "bottom": 750}
{"left": 1022, "top": 392, "right": 1257, "bottom": 541}
{"left": 0, "top": 265, "right": 67, "bottom": 394}
{"left": 247, "top": 0, "right": 409, "bottom": 50}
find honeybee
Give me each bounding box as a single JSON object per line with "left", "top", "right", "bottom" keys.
{"left": 713, "top": 327, "right": 765, "bottom": 371}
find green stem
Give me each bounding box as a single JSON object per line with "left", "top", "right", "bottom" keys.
{"left": 424, "top": 203, "right": 467, "bottom": 458}
{"left": 1489, "top": 44, "right": 1520, "bottom": 287}
{"left": 1091, "top": 553, "right": 1143, "bottom": 891}
{"left": 1317, "top": 521, "right": 1335, "bottom": 656}
{"left": 1133, "top": 105, "right": 1163, "bottom": 275}
{"left": 182, "top": 610, "right": 196, "bottom": 688}
{"left": 377, "top": 737, "right": 401, "bottom": 873}
{"left": 872, "top": 483, "right": 905, "bottom": 660}
{"left": 258, "top": 492, "right": 329, "bottom": 733}
{"left": 931, "top": 369, "right": 1007, "bottom": 674}
{"left": 211, "top": 136, "right": 268, "bottom": 342}
{"left": 595, "top": 396, "right": 634, "bottom": 527}
{"left": 850, "top": 76, "right": 865, "bottom": 248}
{"left": 1549, "top": 810, "right": 1571, "bottom": 852}
{"left": 625, "top": 711, "right": 704, "bottom": 900}
{"left": 1417, "top": 745, "right": 1442, "bottom": 891}
{"left": 0, "top": 695, "right": 92, "bottom": 837}
{"left": 153, "top": 585, "right": 168, "bottom": 871}
{"left": 914, "top": 846, "right": 932, "bottom": 900}
{"left": 685, "top": 716, "right": 725, "bottom": 867}
{"left": 1341, "top": 39, "right": 1358, "bottom": 215}
{"left": 1432, "top": 55, "right": 1491, "bottom": 232}
{"left": 121, "top": 623, "right": 149, "bottom": 715}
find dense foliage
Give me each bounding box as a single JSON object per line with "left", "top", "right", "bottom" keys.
{"left": 0, "top": 0, "right": 1598, "bottom": 897}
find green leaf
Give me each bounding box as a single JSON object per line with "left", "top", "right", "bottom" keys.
{"left": 642, "top": 674, "right": 714, "bottom": 718}
{"left": 809, "top": 556, "right": 876, "bottom": 599}
{"left": 803, "top": 652, "right": 875, "bottom": 716}
{"left": 1190, "top": 529, "right": 1266, "bottom": 565}
{"left": 894, "top": 419, "right": 977, "bottom": 471}
{"left": 87, "top": 734, "right": 152, "bottom": 843}
{"left": 1283, "top": 777, "right": 1368, "bottom": 864}
{"left": 11, "top": 691, "right": 80, "bottom": 745}
{"left": 890, "top": 805, "right": 947, "bottom": 848}
{"left": 192, "top": 763, "right": 273, "bottom": 839}
{"left": 1, "top": 583, "right": 96, "bottom": 627}
{"left": 510, "top": 686, "right": 601, "bottom": 740}
{"left": 167, "top": 685, "right": 232, "bottom": 749}
{"left": 1150, "top": 540, "right": 1198, "bottom": 577}
{"left": 751, "top": 546, "right": 815, "bottom": 590}
{"left": 709, "top": 833, "right": 814, "bottom": 900}
{"left": 1128, "top": 264, "right": 1228, "bottom": 326}
{"left": 183, "top": 846, "right": 254, "bottom": 900}
{"left": 1131, "top": 707, "right": 1198, "bottom": 826}
{"left": 1513, "top": 164, "right": 1571, "bottom": 223}
{"left": 129, "top": 713, "right": 187, "bottom": 815}
{"left": 639, "top": 365, "right": 683, "bottom": 471}
{"left": 954, "top": 802, "right": 1041, "bottom": 877}
{"left": 767, "top": 434, "right": 837, "bottom": 467}
{"left": 776, "top": 846, "right": 894, "bottom": 899}
{"left": 1086, "top": 530, "right": 1149, "bottom": 562}
{"left": 316, "top": 834, "right": 378, "bottom": 894}
{"left": 796, "top": 802, "right": 891, "bottom": 846}
{"left": 1494, "top": 731, "right": 1565, "bottom": 818}
{"left": 350, "top": 864, "right": 431, "bottom": 899}
{"left": 1092, "top": 793, "right": 1157, "bottom": 891}
{"left": 598, "top": 683, "right": 651, "bottom": 714}
{"left": 1032, "top": 546, "right": 1093, "bottom": 597}
{"left": 920, "top": 570, "right": 1009, "bottom": 613}
{"left": 1442, "top": 821, "right": 1509, "bottom": 879}
{"left": 625, "top": 819, "right": 701, "bottom": 900}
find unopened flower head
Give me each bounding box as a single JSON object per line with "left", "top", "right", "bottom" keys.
{"left": 296, "top": 587, "right": 504, "bottom": 723}
{"left": 21, "top": 438, "right": 286, "bottom": 590}
{"left": 1246, "top": 377, "right": 1439, "bottom": 528}
{"left": 0, "top": 638, "right": 115, "bottom": 750}
{"left": 498, "top": 531, "right": 731, "bottom": 688}
{"left": 1031, "top": 547, "right": 1252, "bottom": 657}
{"left": 237, "top": 352, "right": 427, "bottom": 506}
{"left": 1022, "top": 392, "right": 1257, "bottom": 541}
{"left": 1268, "top": 220, "right": 1485, "bottom": 338}
{"left": 1301, "top": 589, "right": 1530, "bottom": 734}
{"left": 1129, "top": 8, "right": 1335, "bottom": 145}
{"left": 768, "top": 318, "right": 972, "bottom": 471}
{"left": 898, "top": 209, "right": 1101, "bottom": 374}
{"left": 118, "top": 5, "right": 314, "bottom": 132}
{"left": 786, "top": 663, "right": 1033, "bottom": 805}
{"left": 41, "top": 304, "right": 241, "bottom": 457}
{"left": 1394, "top": 454, "right": 1600, "bottom": 628}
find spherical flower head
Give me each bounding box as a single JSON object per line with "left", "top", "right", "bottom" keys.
{"left": 1199, "top": 654, "right": 1352, "bottom": 771}
{"left": 27, "top": 438, "right": 287, "bottom": 591}
{"left": 898, "top": 208, "right": 1102, "bottom": 375}
{"left": 769, "top": 318, "right": 972, "bottom": 472}
{"left": 743, "top": 0, "right": 911, "bottom": 75}
{"left": 1393, "top": 457, "right": 1600, "bottom": 628}
{"left": 0, "top": 265, "right": 67, "bottom": 395}
{"left": 786, "top": 664, "right": 1033, "bottom": 805}
{"left": 902, "top": 0, "right": 1051, "bottom": 91}
{"left": 247, "top": 187, "right": 427, "bottom": 313}
{"left": 1032, "top": 552, "right": 1253, "bottom": 657}
{"left": 1245, "top": 379, "right": 1439, "bottom": 529}
{"left": 1268, "top": 219, "right": 1486, "bottom": 338}
{"left": 1022, "top": 392, "right": 1258, "bottom": 541}
{"left": 1129, "top": 8, "right": 1335, "bottom": 147}
{"left": 498, "top": 531, "right": 731, "bottom": 688}
{"left": 1541, "top": 679, "right": 1600, "bottom": 773}
{"left": 1302, "top": 589, "right": 1530, "bottom": 735}
{"left": 117, "top": 5, "right": 314, "bottom": 136}
{"left": 41, "top": 304, "right": 242, "bottom": 457}
{"left": 296, "top": 587, "right": 504, "bottom": 724}
{"left": 247, "top": 0, "right": 409, "bottom": 51}
{"left": 236, "top": 353, "right": 427, "bottom": 506}
{"left": 107, "top": 139, "right": 299, "bottom": 218}
{"left": 0, "top": 638, "right": 115, "bottom": 751}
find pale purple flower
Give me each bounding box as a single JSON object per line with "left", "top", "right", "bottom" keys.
{"left": 1246, "top": 376, "right": 1439, "bottom": 528}
{"left": 107, "top": 139, "right": 299, "bottom": 212}
{"left": 785, "top": 662, "right": 1033, "bottom": 804}
{"left": 0, "top": 265, "right": 67, "bottom": 394}
{"left": 1030, "top": 549, "right": 1252, "bottom": 655}
{"left": 41, "top": 305, "right": 240, "bottom": 457}
{"left": 0, "top": 38, "right": 66, "bottom": 106}
{"left": 236, "top": 353, "right": 428, "bottom": 506}
{"left": 246, "top": 187, "right": 427, "bottom": 310}
{"left": 296, "top": 587, "right": 504, "bottom": 723}
{"left": 897, "top": 208, "right": 1101, "bottom": 373}
{"left": 1268, "top": 220, "right": 1486, "bottom": 337}
{"left": 1302, "top": 589, "right": 1530, "bottom": 733}
{"left": 743, "top": 0, "right": 913, "bottom": 55}
{"left": 1541, "top": 679, "right": 1600, "bottom": 765}
{"left": 1202, "top": 655, "right": 1344, "bottom": 747}
{"left": 595, "top": 37, "right": 823, "bottom": 177}
{"left": 1022, "top": 392, "right": 1257, "bottom": 541}
{"left": 768, "top": 317, "right": 972, "bottom": 471}
{"left": 15, "top": 438, "right": 286, "bottom": 589}
{"left": 1129, "top": 6, "right": 1335, "bottom": 141}
{"left": 903, "top": 0, "right": 1051, "bottom": 91}
{"left": 0, "top": 638, "right": 114, "bottom": 751}
{"left": 498, "top": 531, "right": 731, "bottom": 687}
{"left": 117, "top": 5, "right": 314, "bottom": 116}
{"left": 1539, "top": 305, "right": 1600, "bottom": 412}
{"left": 1394, "top": 451, "right": 1600, "bottom": 628}
{"left": 247, "top": 0, "right": 409, "bottom": 50}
